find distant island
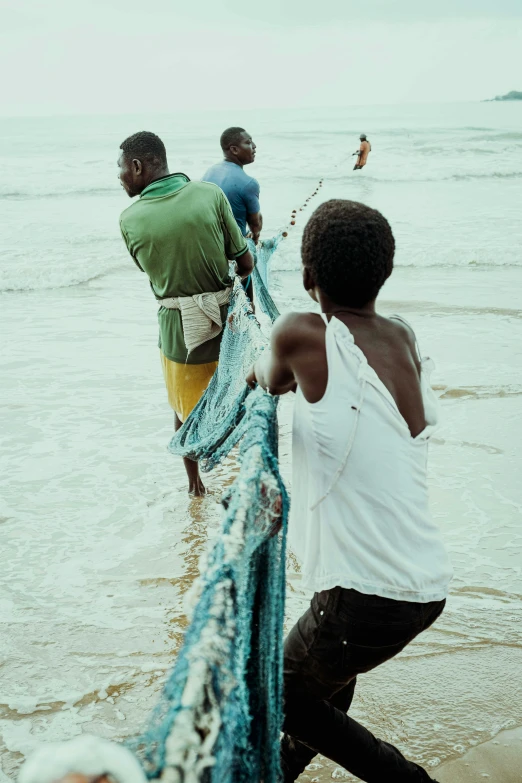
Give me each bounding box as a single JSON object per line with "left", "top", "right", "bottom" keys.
{"left": 486, "top": 90, "right": 522, "bottom": 102}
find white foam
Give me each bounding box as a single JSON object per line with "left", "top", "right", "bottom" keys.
{"left": 18, "top": 735, "right": 146, "bottom": 783}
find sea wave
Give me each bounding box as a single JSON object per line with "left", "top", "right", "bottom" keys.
{"left": 0, "top": 257, "right": 128, "bottom": 293}
{"left": 271, "top": 241, "right": 522, "bottom": 272}
{"left": 469, "top": 131, "right": 522, "bottom": 142}
{"left": 413, "top": 146, "right": 498, "bottom": 155}
{"left": 0, "top": 186, "right": 121, "bottom": 200}
{"left": 7, "top": 171, "right": 518, "bottom": 198}
{"left": 273, "top": 257, "right": 522, "bottom": 272}
{"left": 307, "top": 170, "right": 522, "bottom": 184}
{"left": 450, "top": 171, "right": 522, "bottom": 181}
{"left": 395, "top": 259, "right": 522, "bottom": 268}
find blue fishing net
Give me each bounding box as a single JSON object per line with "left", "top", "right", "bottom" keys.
{"left": 169, "top": 237, "right": 282, "bottom": 472}
{"left": 128, "top": 236, "right": 288, "bottom": 781}
{"left": 129, "top": 390, "right": 288, "bottom": 782}
{"left": 250, "top": 235, "right": 283, "bottom": 321}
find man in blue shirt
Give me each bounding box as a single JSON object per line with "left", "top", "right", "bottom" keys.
{"left": 203, "top": 128, "right": 262, "bottom": 299}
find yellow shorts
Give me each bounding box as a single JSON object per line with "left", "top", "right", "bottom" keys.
{"left": 160, "top": 353, "right": 218, "bottom": 423}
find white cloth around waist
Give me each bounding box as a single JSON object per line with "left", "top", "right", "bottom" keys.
{"left": 157, "top": 286, "right": 232, "bottom": 355}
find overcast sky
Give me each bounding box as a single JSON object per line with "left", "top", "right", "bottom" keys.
{"left": 1, "top": 0, "right": 521, "bottom": 115}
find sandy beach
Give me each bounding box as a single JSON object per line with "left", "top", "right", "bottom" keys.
{"left": 1, "top": 105, "right": 522, "bottom": 779}
{"left": 296, "top": 727, "right": 522, "bottom": 782}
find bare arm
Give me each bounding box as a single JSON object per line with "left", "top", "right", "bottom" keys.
{"left": 235, "top": 248, "right": 254, "bottom": 280}
{"left": 247, "top": 211, "right": 263, "bottom": 245}
{"left": 246, "top": 313, "right": 300, "bottom": 395}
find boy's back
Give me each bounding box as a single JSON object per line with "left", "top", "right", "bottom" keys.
{"left": 119, "top": 178, "right": 248, "bottom": 365}
{"left": 247, "top": 199, "right": 450, "bottom": 783}
{"left": 285, "top": 310, "right": 426, "bottom": 437}
{"left": 265, "top": 306, "right": 449, "bottom": 600}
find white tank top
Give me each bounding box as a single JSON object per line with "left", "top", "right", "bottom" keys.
{"left": 289, "top": 315, "right": 452, "bottom": 603}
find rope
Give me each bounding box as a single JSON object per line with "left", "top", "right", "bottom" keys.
{"left": 281, "top": 178, "right": 324, "bottom": 237}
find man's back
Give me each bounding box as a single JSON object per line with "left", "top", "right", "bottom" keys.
{"left": 120, "top": 178, "right": 245, "bottom": 298}
{"left": 120, "top": 176, "right": 247, "bottom": 364}
{"left": 202, "top": 161, "right": 260, "bottom": 236}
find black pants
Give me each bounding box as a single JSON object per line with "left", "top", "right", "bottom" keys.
{"left": 281, "top": 587, "right": 445, "bottom": 783}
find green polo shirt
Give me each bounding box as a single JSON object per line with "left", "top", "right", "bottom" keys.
{"left": 120, "top": 174, "right": 248, "bottom": 364}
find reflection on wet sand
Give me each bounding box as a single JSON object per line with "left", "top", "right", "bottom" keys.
{"left": 2, "top": 266, "right": 522, "bottom": 781}
{"left": 436, "top": 385, "right": 522, "bottom": 400}
{"left": 383, "top": 299, "right": 522, "bottom": 319}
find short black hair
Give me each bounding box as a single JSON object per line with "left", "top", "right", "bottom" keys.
{"left": 119, "top": 131, "right": 167, "bottom": 167}
{"left": 301, "top": 200, "right": 395, "bottom": 307}
{"left": 220, "top": 127, "right": 246, "bottom": 151}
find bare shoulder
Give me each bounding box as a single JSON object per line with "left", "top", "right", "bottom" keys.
{"left": 273, "top": 311, "right": 324, "bottom": 336}
{"left": 271, "top": 312, "right": 325, "bottom": 352}
{"left": 387, "top": 314, "right": 417, "bottom": 341}
{"left": 385, "top": 315, "right": 421, "bottom": 369}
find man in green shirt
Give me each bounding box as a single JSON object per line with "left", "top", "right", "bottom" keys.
{"left": 118, "top": 131, "right": 253, "bottom": 495}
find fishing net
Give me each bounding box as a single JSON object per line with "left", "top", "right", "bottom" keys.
{"left": 169, "top": 237, "right": 281, "bottom": 472}
{"left": 128, "top": 390, "right": 288, "bottom": 782}
{"left": 128, "top": 236, "right": 288, "bottom": 781}
{"left": 251, "top": 234, "right": 283, "bottom": 320}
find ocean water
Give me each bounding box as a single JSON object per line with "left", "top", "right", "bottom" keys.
{"left": 1, "top": 103, "right": 522, "bottom": 780}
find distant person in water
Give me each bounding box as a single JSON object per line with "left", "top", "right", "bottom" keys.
{"left": 118, "top": 131, "right": 253, "bottom": 496}
{"left": 247, "top": 199, "right": 452, "bottom": 782}
{"left": 202, "top": 127, "right": 262, "bottom": 303}
{"left": 353, "top": 133, "right": 371, "bottom": 170}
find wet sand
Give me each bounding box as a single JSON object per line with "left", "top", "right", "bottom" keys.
{"left": 437, "top": 726, "right": 522, "bottom": 782}
{"left": 296, "top": 727, "right": 522, "bottom": 782}
{"left": 1, "top": 262, "right": 521, "bottom": 779}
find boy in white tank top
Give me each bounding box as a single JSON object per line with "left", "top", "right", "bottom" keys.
{"left": 247, "top": 200, "right": 450, "bottom": 782}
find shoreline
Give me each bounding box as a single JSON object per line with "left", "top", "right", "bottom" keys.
{"left": 436, "top": 726, "right": 522, "bottom": 782}
{"left": 296, "top": 725, "right": 522, "bottom": 782}
{"left": 2, "top": 100, "right": 522, "bottom": 780}
{"left": 2, "top": 264, "right": 522, "bottom": 778}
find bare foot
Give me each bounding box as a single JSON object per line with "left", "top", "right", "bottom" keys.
{"left": 181, "top": 452, "right": 206, "bottom": 496}
{"left": 189, "top": 476, "right": 206, "bottom": 496}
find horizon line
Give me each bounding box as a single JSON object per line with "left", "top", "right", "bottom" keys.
{"left": 0, "top": 98, "right": 513, "bottom": 121}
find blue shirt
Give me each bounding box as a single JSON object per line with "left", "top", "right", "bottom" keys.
{"left": 202, "top": 161, "right": 260, "bottom": 236}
